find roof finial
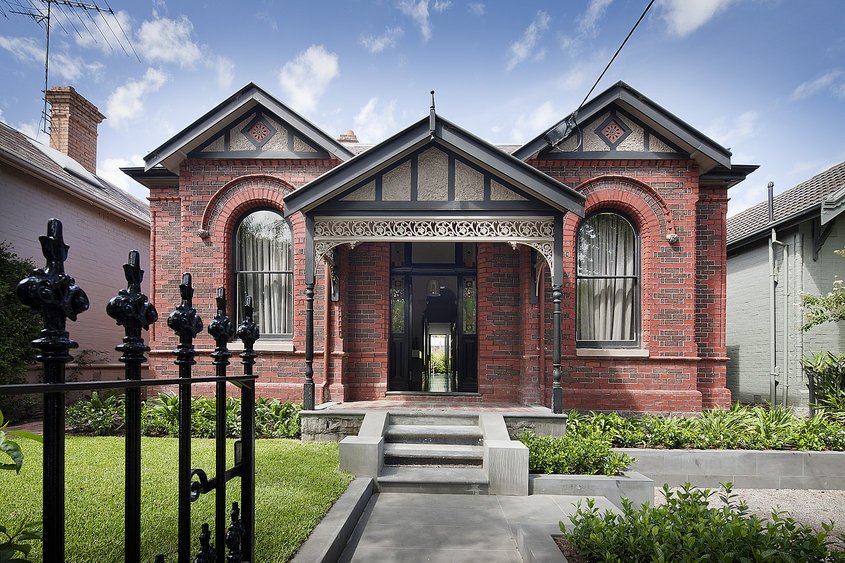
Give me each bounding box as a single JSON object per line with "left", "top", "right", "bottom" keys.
{"left": 429, "top": 90, "right": 436, "bottom": 138}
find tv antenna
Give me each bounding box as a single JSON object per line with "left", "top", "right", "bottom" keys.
{"left": 2, "top": 0, "right": 140, "bottom": 134}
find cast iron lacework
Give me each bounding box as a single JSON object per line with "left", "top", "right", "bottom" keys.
{"left": 602, "top": 120, "right": 625, "bottom": 144}
{"left": 313, "top": 217, "right": 556, "bottom": 274}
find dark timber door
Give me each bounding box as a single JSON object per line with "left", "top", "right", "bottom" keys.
{"left": 388, "top": 242, "right": 477, "bottom": 392}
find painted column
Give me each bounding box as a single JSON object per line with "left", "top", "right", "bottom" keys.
{"left": 552, "top": 213, "right": 564, "bottom": 413}
{"left": 304, "top": 214, "right": 315, "bottom": 410}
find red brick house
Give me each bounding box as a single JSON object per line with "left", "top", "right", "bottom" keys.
{"left": 126, "top": 81, "right": 755, "bottom": 414}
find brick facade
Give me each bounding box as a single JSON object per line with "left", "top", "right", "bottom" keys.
{"left": 146, "top": 154, "right": 732, "bottom": 413}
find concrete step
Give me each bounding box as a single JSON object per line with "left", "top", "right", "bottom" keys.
{"left": 388, "top": 413, "right": 479, "bottom": 426}
{"left": 383, "top": 443, "right": 484, "bottom": 467}
{"left": 377, "top": 466, "right": 489, "bottom": 494}
{"left": 385, "top": 424, "right": 483, "bottom": 445}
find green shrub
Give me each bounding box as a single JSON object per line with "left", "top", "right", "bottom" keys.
{"left": 804, "top": 352, "right": 845, "bottom": 414}
{"left": 1, "top": 408, "right": 43, "bottom": 561}
{"left": 0, "top": 243, "right": 41, "bottom": 422}
{"left": 564, "top": 483, "right": 845, "bottom": 562}
{"left": 563, "top": 404, "right": 845, "bottom": 452}
{"left": 66, "top": 394, "right": 302, "bottom": 439}
{"left": 518, "top": 430, "right": 634, "bottom": 476}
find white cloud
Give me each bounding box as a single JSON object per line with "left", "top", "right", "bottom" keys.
{"left": 399, "top": 0, "right": 433, "bottom": 42}
{"left": 506, "top": 11, "right": 550, "bottom": 71}
{"left": 17, "top": 120, "right": 40, "bottom": 139}
{"left": 579, "top": 0, "right": 613, "bottom": 35}
{"left": 658, "top": 0, "right": 734, "bottom": 37}
{"left": 0, "top": 36, "right": 101, "bottom": 80}
{"left": 278, "top": 45, "right": 339, "bottom": 114}
{"left": 106, "top": 67, "right": 168, "bottom": 128}
{"left": 136, "top": 16, "right": 202, "bottom": 66}
{"left": 360, "top": 27, "right": 404, "bottom": 54}
{"left": 432, "top": 0, "right": 451, "bottom": 12}
{"left": 254, "top": 11, "right": 278, "bottom": 31}
{"left": 98, "top": 154, "right": 145, "bottom": 194}
{"left": 705, "top": 111, "right": 759, "bottom": 146}
{"left": 467, "top": 2, "right": 485, "bottom": 16}
{"left": 207, "top": 55, "right": 235, "bottom": 89}
{"left": 353, "top": 97, "right": 398, "bottom": 143}
{"left": 511, "top": 100, "right": 560, "bottom": 143}
{"left": 791, "top": 69, "right": 844, "bottom": 100}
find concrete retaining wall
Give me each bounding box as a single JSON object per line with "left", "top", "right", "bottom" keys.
{"left": 529, "top": 471, "right": 653, "bottom": 509}
{"left": 619, "top": 448, "right": 845, "bottom": 489}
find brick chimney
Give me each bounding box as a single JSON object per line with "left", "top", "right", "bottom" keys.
{"left": 337, "top": 129, "right": 359, "bottom": 143}
{"left": 45, "top": 86, "right": 105, "bottom": 174}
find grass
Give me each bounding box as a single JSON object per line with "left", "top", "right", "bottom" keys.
{"left": 0, "top": 436, "right": 352, "bottom": 562}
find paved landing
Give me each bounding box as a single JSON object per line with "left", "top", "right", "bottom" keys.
{"left": 338, "top": 492, "right": 618, "bottom": 562}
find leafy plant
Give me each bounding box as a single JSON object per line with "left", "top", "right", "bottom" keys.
{"left": 801, "top": 247, "right": 845, "bottom": 331}
{"left": 804, "top": 352, "right": 845, "bottom": 414}
{"left": 429, "top": 352, "right": 447, "bottom": 374}
{"left": 66, "top": 394, "right": 302, "bottom": 439}
{"left": 0, "top": 409, "right": 42, "bottom": 562}
{"left": 564, "top": 483, "right": 845, "bottom": 562}
{"left": 66, "top": 391, "right": 125, "bottom": 436}
{"left": 0, "top": 243, "right": 41, "bottom": 422}
{"left": 518, "top": 430, "right": 634, "bottom": 476}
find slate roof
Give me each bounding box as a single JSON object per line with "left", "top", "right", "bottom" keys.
{"left": 727, "top": 160, "right": 845, "bottom": 246}
{"left": 0, "top": 121, "right": 150, "bottom": 225}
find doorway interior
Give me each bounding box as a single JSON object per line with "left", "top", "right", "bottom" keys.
{"left": 388, "top": 242, "right": 477, "bottom": 393}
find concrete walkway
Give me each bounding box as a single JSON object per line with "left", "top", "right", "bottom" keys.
{"left": 338, "top": 492, "right": 618, "bottom": 562}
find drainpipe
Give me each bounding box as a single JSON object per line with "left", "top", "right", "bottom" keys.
{"left": 768, "top": 182, "right": 778, "bottom": 405}
{"left": 795, "top": 233, "right": 805, "bottom": 408}
{"left": 780, "top": 239, "right": 789, "bottom": 407}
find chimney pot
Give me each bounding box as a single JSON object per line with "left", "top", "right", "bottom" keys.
{"left": 337, "top": 129, "right": 359, "bottom": 143}
{"left": 45, "top": 86, "right": 105, "bottom": 174}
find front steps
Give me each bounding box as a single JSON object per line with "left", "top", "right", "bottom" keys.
{"left": 339, "top": 410, "right": 529, "bottom": 495}
{"left": 379, "top": 413, "right": 488, "bottom": 493}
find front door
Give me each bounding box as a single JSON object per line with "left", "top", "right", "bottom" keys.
{"left": 389, "top": 242, "right": 477, "bottom": 392}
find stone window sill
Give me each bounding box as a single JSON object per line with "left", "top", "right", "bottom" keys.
{"left": 576, "top": 348, "right": 649, "bottom": 358}
{"left": 229, "top": 340, "right": 294, "bottom": 353}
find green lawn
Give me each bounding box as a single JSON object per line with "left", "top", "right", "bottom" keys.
{"left": 0, "top": 436, "right": 352, "bottom": 562}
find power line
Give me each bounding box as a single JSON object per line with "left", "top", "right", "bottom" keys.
{"left": 546, "top": 0, "right": 656, "bottom": 149}
{"left": 6, "top": 0, "right": 141, "bottom": 133}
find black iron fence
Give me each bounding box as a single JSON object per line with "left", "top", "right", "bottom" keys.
{"left": 2, "top": 219, "right": 258, "bottom": 562}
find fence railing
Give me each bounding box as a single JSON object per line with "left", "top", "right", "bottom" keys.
{"left": 3, "top": 219, "right": 258, "bottom": 562}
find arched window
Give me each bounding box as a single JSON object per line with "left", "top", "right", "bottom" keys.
{"left": 234, "top": 209, "right": 293, "bottom": 337}
{"left": 576, "top": 212, "right": 639, "bottom": 347}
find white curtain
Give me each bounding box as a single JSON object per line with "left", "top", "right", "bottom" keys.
{"left": 236, "top": 210, "right": 293, "bottom": 335}
{"left": 576, "top": 213, "right": 636, "bottom": 342}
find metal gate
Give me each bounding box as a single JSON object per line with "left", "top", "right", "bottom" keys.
{"left": 2, "top": 219, "right": 258, "bottom": 562}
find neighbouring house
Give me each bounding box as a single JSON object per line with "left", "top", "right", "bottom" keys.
{"left": 0, "top": 86, "right": 151, "bottom": 380}
{"left": 125, "top": 81, "right": 755, "bottom": 413}
{"left": 727, "top": 162, "right": 845, "bottom": 408}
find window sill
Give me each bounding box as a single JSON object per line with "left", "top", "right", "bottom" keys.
{"left": 576, "top": 348, "right": 649, "bottom": 358}
{"left": 229, "top": 340, "right": 294, "bottom": 353}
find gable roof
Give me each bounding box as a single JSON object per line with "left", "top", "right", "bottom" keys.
{"left": 513, "top": 81, "right": 733, "bottom": 174}
{"left": 143, "top": 82, "right": 354, "bottom": 173}
{"left": 0, "top": 121, "right": 149, "bottom": 227}
{"left": 727, "top": 160, "right": 845, "bottom": 248}
{"left": 283, "top": 111, "right": 585, "bottom": 217}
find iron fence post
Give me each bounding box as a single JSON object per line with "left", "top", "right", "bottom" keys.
{"left": 106, "top": 250, "right": 158, "bottom": 563}
{"left": 208, "top": 287, "right": 234, "bottom": 563}
{"left": 237, "top": 296, "right": 259, "bottom": 562}
{"left": 167, "top": 273, "right": 203, "bottom": 563}
{"left": 16, "top": 219, "right": 89, "bottom": 562}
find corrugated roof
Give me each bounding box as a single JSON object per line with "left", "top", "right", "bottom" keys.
{"left": 727, "top": 160, "right": 845, "bottom": 245}
{"left": 344, "top": 143, "right": 520, "bottom": 155}
{"left": 0, "top": 121, "right": 149, "bottom": 225}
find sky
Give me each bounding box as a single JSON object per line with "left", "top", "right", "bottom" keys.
{"left": 1, "top": 0, "right": 844, "bottom": 216}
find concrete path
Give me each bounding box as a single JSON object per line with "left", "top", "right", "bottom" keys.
{"left": 338, "top": 492, "right": 618, "bottom": 562}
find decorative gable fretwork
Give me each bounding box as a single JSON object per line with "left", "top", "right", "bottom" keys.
{"left": 323, "top": 146, "right": 537, "bottom": 212}
{"left": 542, "top": 107, "right": 685, "bottom": 160}
{"left": 190, "top": 109, "right": 329, "bottom": 159}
